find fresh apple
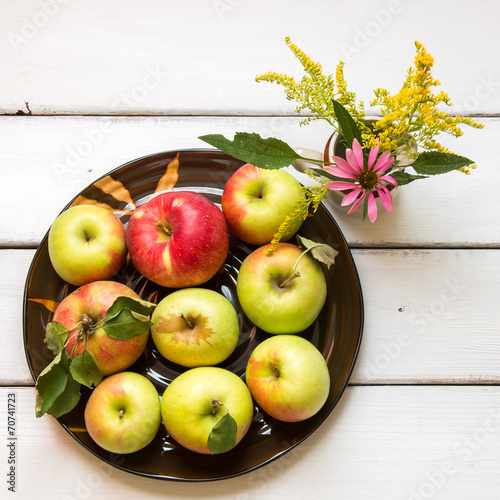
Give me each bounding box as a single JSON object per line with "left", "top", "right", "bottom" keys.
{"left": 161, "top": 367, "right": 254, "bottom": 454}
{"left": 84, "top": 371, "right": 161, "bottom": 454}
{"left": 221, "top": 163, "right": 306, "bottom": 246}
{"left": 53, "top": 280, "right": 149, "bottom": 376}
{"left": 125, "top": 191, "right": 229, "bottom": 288}
{"left": 245, "top": 335, "right": 330, "bottom": 422}
{"left": 151, "top": 288, "right": 239, "bottom": 367}
{"left": 48, "top": 204, "right": 126, "bottom": 286}
{"left": 236, "top": 242, "right": 327, "bottom": 334}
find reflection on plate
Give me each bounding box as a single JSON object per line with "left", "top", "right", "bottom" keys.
{"left": 23, "top": 149, "right": 363, "bottom": 481}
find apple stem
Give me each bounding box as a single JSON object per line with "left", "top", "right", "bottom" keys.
{"left": 178, "top": 313, "right": 195, "bottom": 329}
{"left": 278, "top": 244, "right": 322, "bottom": 288}
{"left": 273, "top": 365, "right": 280, "bottom": 378}
{"left": 211, "top": 397, "right": 227, "bottom": 415}
{"left": 118, "top": 409, "right": 124, "bottom": 419}
{"left": 155, "top": 220, "right": 172, "bottom": 237}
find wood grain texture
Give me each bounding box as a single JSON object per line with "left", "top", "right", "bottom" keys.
{"left": 2, "top": 386, "right": 499, "bottom": 499}
{"left": 1, "top": 1, "right": 498, "bottom": 497}
{"left": 0, "top": 116, "right": 497, "bottom": 248}
{"left": 7, "top": 248, "right": 499, "bottom": 386}
{"left": 0, "top": 0, "right": 499, "bottom": 116}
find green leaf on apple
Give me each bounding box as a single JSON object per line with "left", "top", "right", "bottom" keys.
{"left": 103, "top": 308, "right": 153, "bottom": 340}
{"left": 35, "top": 350, "right": 79, "bottom": 418}
{"left": 70, "top": 350, "right": 103, "bottom": 388}
{"left": 45, "top": 321, "right": 70, "bottom": 354}
{"left": 104, "top": 296, "right": 156, "bottom": 322}
{"left": 46, "top": 371, "right": 81, "bottom": 419}
{"left": 296, "top": 235, "right": 338, "bottom": 269}
{"left": 207, "top": 412, "right": 238, "bottom": 455}
{"left": 199, "top": 132, "right": 302, "bottom": 170}
{"left": 102, "top": 295, "right": 155, "bottom": 340}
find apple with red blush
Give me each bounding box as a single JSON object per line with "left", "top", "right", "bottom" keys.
{"left": 126, "top": 191, "right": 229, "bottom": 288}
{"left": 52, "top": 280, "right": 150, "bottom": 376}
{"left": 221, "top": 164, "right": 306, "bottom": 246}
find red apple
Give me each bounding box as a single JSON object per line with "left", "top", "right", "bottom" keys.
{"left": 221, "top": 164, "right": 306, "bottom": 246}
{"left": 53, "top": 280, "right": 149, "bottom": 376}
{"left": 126, "top": 191, "right": 229, "bottom": 288}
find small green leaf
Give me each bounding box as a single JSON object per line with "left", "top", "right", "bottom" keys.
{"left": 199, "top": 132, "right": 301, "bottom": 170}
{"left": 45, "top": 322, "right": 70, "bottom": 354}
{"left": 390, "top": 171, "right": 428, "bottom": 186}
{"left": 47, "top": 372, "right": 81, "bottom": 418}
{"left": 102, "top": 295, "right": 154, "bottom": 340}
{"left": 70, "top": 351, "right": 103, "bottom": 388}
{"left": 412, "top": 152, "right": 474, "bottom": 175}
{"left": 297, "top": 235, "right": 338, "bottom": 269}
{"left": 35, "top": 350, "right": 70, "bottom": 418}
{"left": 104, "top": 296, "right": 156, "bottom": 322}
{"left": 331, "top": 99, "right": 363, "bottom": 148}
{"left": 103, "top": 308, "right": 153, "bottom": 340}
{"left": 207, "top": 412, "right": 238, "bottom": 455}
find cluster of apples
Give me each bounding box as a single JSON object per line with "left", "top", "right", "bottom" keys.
{"left": 42, "top": 163, "right": 331, "bottom": 456}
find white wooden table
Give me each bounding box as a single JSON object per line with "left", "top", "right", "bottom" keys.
{"left": 1, "top": 1, "right": 499, "bottom": 498}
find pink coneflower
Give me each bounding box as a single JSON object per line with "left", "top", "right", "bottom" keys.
{"left": 324, "top": 138, "right": 397, "bottom": 222}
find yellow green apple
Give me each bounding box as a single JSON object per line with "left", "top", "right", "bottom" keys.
{"left": 245, "top": 335, "right": 330, "bottom": 422}
{"left": 84, "top": 371, "right": 161, "bottom": 454}
{"left": 151, "top": 288, "right": 239, "bottom": 367}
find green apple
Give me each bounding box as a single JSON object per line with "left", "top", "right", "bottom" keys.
{"left": 84, "top": 372, "right": 161, "bottom": 454}
{"left": 245, "top": 335, "right": 330, "bottom": 422}
{"left": 161, "top": 367, "right": 254, "bottom": 454}
{"left": 151, "top": 288, "right": 239, "bottom": 367}
{"left": 236, "top": 242, "right": 327, "bottom": 334}
{"left": 48, "top": 204, "right": 126, "bottom": 286}
{"left": 221, "top": 163, "right": 306, "bottom": 246}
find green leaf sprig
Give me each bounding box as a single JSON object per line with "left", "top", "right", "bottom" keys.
{"left": 35, "top": 296, "right": 155, "bottom": 419}
{"left": 207, "top": 397, "right": 238, "bottom": 454}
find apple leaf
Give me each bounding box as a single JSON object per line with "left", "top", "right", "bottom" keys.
{"left": 70, "top": 350, "right": 103, "bottom": 388}
{"left": 297, "top": 235, "right": 338, "bottom": 269}
{"left": 207, "top": 413, "right": 238, "bottom": 454}
{"left": 199, "top": 132, "right": 301, "bottom": 170}
{"left": 35, "top": 350, "right": 72, "bottom": 418}
{"left": 104, "top": 296, "right": 156, "bottom": 322}
{"left": 102, "top": 295, "right": 154, "bottom": 340}
{"left": 46, "top": 372, "right": 81, "bottom": 419}
{"left": 103, "top": 308, "right": 153, "bottom": 340}
{"left": 45, "top": 321, "right": 70, "bottom": 354}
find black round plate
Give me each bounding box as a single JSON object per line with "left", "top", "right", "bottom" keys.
{"left": 23, "top": 149, "right": 363, "bottom": 481}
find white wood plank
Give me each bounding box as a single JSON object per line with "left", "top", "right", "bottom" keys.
{"left": 0, "top": 250, "right": 35, "bottom": 384}
{"left": 2, "top": 386, "right": 499, "bottom": 499}
{"left": 0, "top": 0, "right": 499, "bottom": 115}
{"left": 350, "top": 249, "right": 500, "bottom": 384}
{"left": 5, "top": 248, "right": 500, "bottom": 386}
{"left": 0, "top": 116, "right": 498, "bottom": 247}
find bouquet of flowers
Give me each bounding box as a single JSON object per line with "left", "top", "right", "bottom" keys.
{"left": 200, "top": 38, "right": 482, "bottom": 237}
